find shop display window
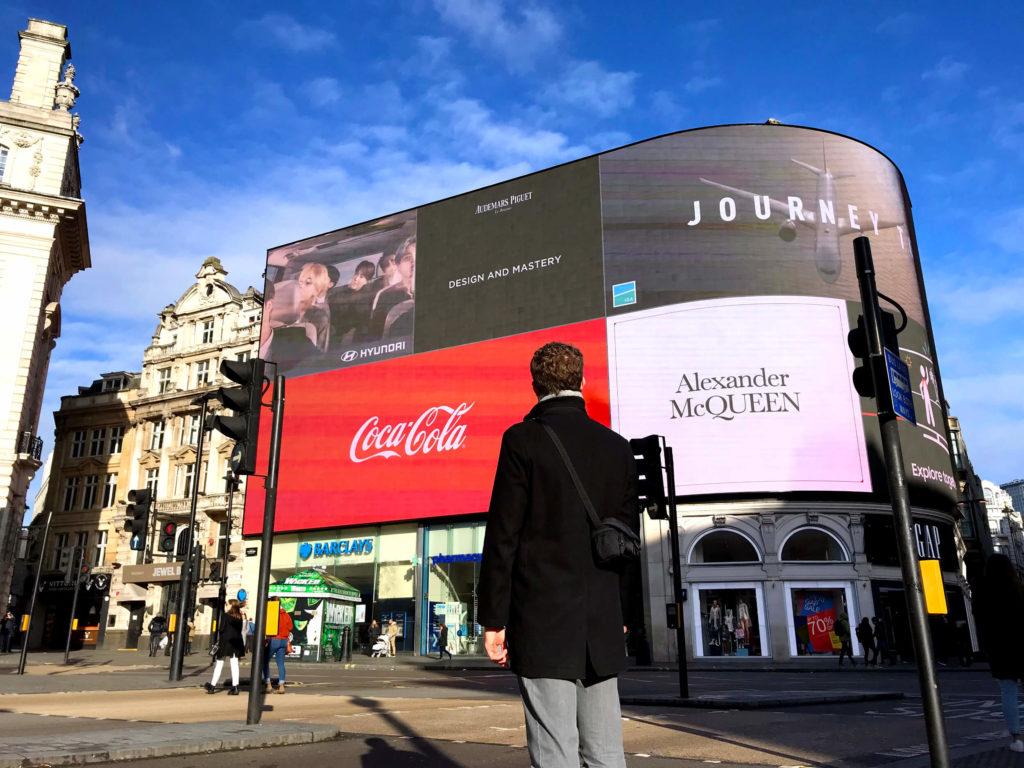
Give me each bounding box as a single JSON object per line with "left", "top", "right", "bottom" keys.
{"left": 424, "top": 521, "right": 486, "bottom": 656}
{"left": 789, "top": 585, "right": 854, "bottom": 656}
{"left": 781, "top": 528, "right": 848, "bottom": 561}
{"left": 695, "top": 586, "right": 763, "bottom": 657}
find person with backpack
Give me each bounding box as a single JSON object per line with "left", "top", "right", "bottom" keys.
{"left": 856, "top": 617, "right": 877, "bottom": 665}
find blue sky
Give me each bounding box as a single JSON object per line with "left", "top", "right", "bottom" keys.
{"left": 4, "top": 1, "right": 1022, "bottom": 516}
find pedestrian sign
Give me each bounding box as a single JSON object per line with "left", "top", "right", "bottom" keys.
{"left": 884, "top": 348, "right": 916, "bottom": 425}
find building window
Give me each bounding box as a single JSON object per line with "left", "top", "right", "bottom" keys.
{"left": 52, "top": 532, "right": 69, "bottom": 570}
{"left": 109, "top": 426, "right": 125, "bottom": 454}
{"left": 0, "top": 146, "right": 8, "bottom": 180}
{"left": 187, "top": 416, "right": 200, "bottom": 446}
{"left": 102, "top": 377, "right": 125, "bottom": 392}
{"left": 176, "top": 526, "right": 191, "bottom": 557}
{"left": 179, "top": 464, "right": 195, "bottom": 498}
{"left": 150, "top": 421, "right": 165, "bottom": 451}
{"left": 145, "top": 468, "right": 159, "bottom": 496}
{"left": 75, "top": 531, "right": 88, "bottom": 554}
{"left": 63, "top": 477, "right": 80, "bottom": 511}
{"left": 89, "top": 429, "right": 105, "bottom": 456}
{"left": 93, "top": 530, "right": 108, "bottom": 567}
{"left": 70, "top": 431, "right": 86, "bottom": 458}
{"left": 195, "top": 360, "right": 211, "bottom": 387}
{"left": 693, "top": 584, "right": 765, "bottom": 658}
{"left": 780, "top": 528, "right": 849, "bottom": 562}
{"left": 102, "top": 473, "right": 118, "bottom": 507}
{"left": 787, "top": 583, "right": 857, "bottom": 657}
{"left": 201, "top": 320, "right": 215, "bottom": 344}
{"left": 216, "top": 520, "right": 230, "bottom": 560}
{"left": 236, "top": 350, "right": 251, "bottom": 363}
{"left": 82, "top": 475, "right": 99, "bottom": 508}
{"left": 688, "top": 529, "right": 761, "bottom": 564}
{"left": 158, "top": 367, "right": 172, "bottom": 394}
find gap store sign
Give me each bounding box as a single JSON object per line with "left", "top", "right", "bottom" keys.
{"left": 298, "top": 537, "right": 375, "bottom": 563}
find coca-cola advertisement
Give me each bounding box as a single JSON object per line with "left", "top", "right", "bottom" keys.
{"left": 243, "top": 319, "right": 610, "bottom": 534}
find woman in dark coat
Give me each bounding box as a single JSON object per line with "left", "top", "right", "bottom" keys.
{"left": 975, "top": 554, "right": 1024, "bottom": 753}
{"left": 204, "top": 599, "right": 246, "bottom": 695}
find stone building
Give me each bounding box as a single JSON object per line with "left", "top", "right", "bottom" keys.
{"left": 0, "top": 19, "right": 90, "bottom": 611}
{"left": 27, "top": 259, "right": 262, "bottom": 650}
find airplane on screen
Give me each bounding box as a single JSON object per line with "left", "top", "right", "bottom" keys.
{"left": 699, "top": 154, "right": 904, "bottom": 284}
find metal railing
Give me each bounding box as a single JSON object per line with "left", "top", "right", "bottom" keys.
{"left": 16, "top": 431, "right": 43, "bottom": 460}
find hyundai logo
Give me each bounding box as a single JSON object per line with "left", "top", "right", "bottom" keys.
{"left": 341, "top": 350, "right": 358, "bottom": 362}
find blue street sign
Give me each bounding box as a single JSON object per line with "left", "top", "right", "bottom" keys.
{"left": 236, "top": 589, "right": 247, "bottom": 601}
{"left": 884, "top": 348, "right": 917, "bottom": 425}
{"left": 129, "top": 534, "right": 143, "bottom": 551}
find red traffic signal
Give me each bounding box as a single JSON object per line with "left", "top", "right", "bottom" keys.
{"left": 158, "top": 520, "right": 178, "bottom": 553}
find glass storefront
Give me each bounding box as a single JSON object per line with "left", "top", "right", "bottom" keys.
{"left": 786, "top": 582, "right": 856, "bottom": 657}
{"left": 421, "top": 520, "right": 486, "bottom": 656}
{"left": 693, "top": 583, "right": 764, "bottom": 657}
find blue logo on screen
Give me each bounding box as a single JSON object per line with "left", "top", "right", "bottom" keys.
{"left": 612, "top": 281, "right": 636, "bottom": 307}
{"left": 299, "top": 542, "right": 313, "bottom": 560}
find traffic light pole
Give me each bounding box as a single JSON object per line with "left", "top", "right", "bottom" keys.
{"left": 18, "top": 508, "right": 52, "bottom": 675}
{"left": 854, "top": 236, "right": 949, "bottom": 768}
{"left": 63, "top": 546, "right": 85, "bottom": 665}
{"left": 663, "top": 446, "right": 688, "bottom": 699}
{"left": 247, "top": 373, "right": 284, "bottom": 725}
{"left": 169, "top": 395, "right": 210, "bottom": 681}
{"left": 212, "top": 471, "right": 240, "bottom": 645}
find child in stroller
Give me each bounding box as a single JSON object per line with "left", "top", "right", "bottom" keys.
{"left": 370, "top": 632, "right": 392, "bottom": 658}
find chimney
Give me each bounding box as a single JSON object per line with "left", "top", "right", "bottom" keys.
{"left": 9, "top": 18, "right": 71, "bottom": 109}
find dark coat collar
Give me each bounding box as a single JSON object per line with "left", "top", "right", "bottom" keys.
{"left": 524, "top": 395, "right": 587, "bottom": 422}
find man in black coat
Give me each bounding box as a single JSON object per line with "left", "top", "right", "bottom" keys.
{"left": 479, "top": 341, "right": 637, "bottom": 768}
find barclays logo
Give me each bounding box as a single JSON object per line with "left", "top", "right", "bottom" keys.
{"left": 299, "top": 538, "right": 375, "bottom": 560}
{"left": 299, "top": 542, "right": 313, "bottom": 560}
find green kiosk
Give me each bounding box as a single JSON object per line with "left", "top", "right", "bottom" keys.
{"left": 268, "top": 569, "right": 360, "bottom": 662}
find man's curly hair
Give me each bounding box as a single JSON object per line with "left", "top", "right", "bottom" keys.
{"left": 530, "top": 342, "right": 583, "bottom": 396}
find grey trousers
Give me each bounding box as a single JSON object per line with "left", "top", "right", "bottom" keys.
{"left": 518, "top": 675, "right": 627, "bottom": 768}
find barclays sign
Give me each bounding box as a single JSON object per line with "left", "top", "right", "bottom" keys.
{"left": 299, "top": 538, "right": 375, "bottom": 560}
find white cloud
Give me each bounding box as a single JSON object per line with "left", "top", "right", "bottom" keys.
{"left": 304, "top": 77, "right": 343, "bottom": 108}
{"left": 922, "top": 56, "right": 969, "bottom": 83}
{"left": 542, "top": 61, "right": 637, "bottom": 118}
{"left": 434, "top": 0, "right": 561, "bottom": 71}
{"left": 876, "top": 12, "right": 919, "bottom": 37}
{"left": 684, "top": 75, "right": 721, "bottom": 95}
{"left": 240, "top": 13, "right": 337, "bottom": 52}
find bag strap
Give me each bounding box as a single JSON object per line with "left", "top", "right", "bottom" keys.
{"left": 536, "top": 420, "right": 604, "bottom": 531}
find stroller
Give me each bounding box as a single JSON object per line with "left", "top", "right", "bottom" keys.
{"left": 370, "top": 633, "right": 392, "bottom": 658}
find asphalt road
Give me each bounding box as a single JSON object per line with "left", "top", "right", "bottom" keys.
{"left": 1, "top": 653, "right": 1021, "bottom": 768}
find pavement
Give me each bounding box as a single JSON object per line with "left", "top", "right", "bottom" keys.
{"left": 0, "top": 647, "right": 1018, "bottom": 768}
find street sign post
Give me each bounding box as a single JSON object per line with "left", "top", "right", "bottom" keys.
{"left": 884, "top": 348, "right": 917, "bottom": 425}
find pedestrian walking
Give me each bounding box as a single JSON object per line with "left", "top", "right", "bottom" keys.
{"left": 437, "top": 621, "right": 452, "bottom": 660}
{"left": 0, "top": 611, "right": 15, "bottom": 653}
{"left": 835, "top": 612, "right": 855, "bottom": 666}
{"left": 244, "top": 616, "right": 255, "bottom": 655}
{"left": 974, "top": 554, "right": 1024, "bottom": 753}
{"left": 856, "top": 617, "right": 877, "bottom": 665}
{"left": 387, "top": 618, "right": 399, "bottom": 656}
{"left": 204, "top": 599, "right": 246, "bottom": 695}
{"left": 147, "top": 614, "right": 167, "bottom": 657}
{"left": 479, "top": 341, "right": 639, "bottom": 768}
{"left": 872, "top": 616, "right": 889, "bottom": 666}
{"left": 263, "top": 605, "right": 293, "bottom": 694}
{"left": 366, "top": 619, "right": 379, "bottom": 656}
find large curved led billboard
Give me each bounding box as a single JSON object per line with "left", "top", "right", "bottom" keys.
{"left": 245, "top": 125, "right": 956, "bottom": 536}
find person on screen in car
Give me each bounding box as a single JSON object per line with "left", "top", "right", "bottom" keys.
{"left": 367, "top": 252, "right": 397, "bottom": 300}
{"left": 369, "top": 236, "right": 415, "bottom": 339}
{"left": 260, "top": 280, "right": 320, "bottom": 373}
{"left": 328, "top": 260, "right": 376, "bottom": 346}
{"left": 297, "top": 262, "right": 332, "bottom": 353}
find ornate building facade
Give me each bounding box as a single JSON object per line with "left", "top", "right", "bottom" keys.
{"left": 26, "top": 259, "right": 261, "bottom": 650}
{"left": 0, "top": 19, "right": 90, "bottom": 610}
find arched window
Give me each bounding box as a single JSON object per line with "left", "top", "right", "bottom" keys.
{"left": 780, "top": 527, "right": 848, "bottom": 562}
{"left": 689, "top": 530, "right": 760, "bottom": 564}
{"left": 175, "top": 526, "right": 191, "bottom": 558}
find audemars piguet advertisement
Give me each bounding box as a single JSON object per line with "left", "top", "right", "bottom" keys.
{"left": 248, "top": 124, "right": 958, "bottom": 535}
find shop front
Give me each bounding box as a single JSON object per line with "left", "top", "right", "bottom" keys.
{"left": 269, "top": 569, "right": 360, "bottom": 661}
{"left": 421, "top": 519, "right": 486, "bottom": 656}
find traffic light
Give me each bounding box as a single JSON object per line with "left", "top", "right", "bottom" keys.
{"left": 847, "top": 311, "right": 901, "bottom": 398}
{"left": 124, "top": 489, "right": 152, "bottom": 550}
{"left": 78, "top": 562, "right": 91, "bottom": 584}
{"left": 208, "top": 560, "right": 223, "bottom": 582}
{"left": 158, "top": 520, "right": 178, "bottom": 553}
{"left": 629, "top": 435, "right": 668, "bottom": 519}
{"left": 210, "top": 358, "right": 266, "bottom": 475}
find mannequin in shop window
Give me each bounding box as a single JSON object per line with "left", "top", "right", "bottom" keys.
{"left": 737, "top": 600, "right": 751, "bottom": 648}
{"left": 709, "top": 599, "right": 722, "bottom": 629}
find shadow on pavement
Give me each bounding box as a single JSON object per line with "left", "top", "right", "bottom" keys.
{"left": 350, "top": 696, "right": 464, "bottom": 767}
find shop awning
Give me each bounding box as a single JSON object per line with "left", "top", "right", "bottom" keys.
{"left": 114, "top": 583, "right": 148, "bottom": 603}
{"left": 268, "top": 569, "right": 360, "bottom": 602}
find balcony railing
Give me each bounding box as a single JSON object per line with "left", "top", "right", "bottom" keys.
{"left": 16, "top": 431, "right": 43, "bottom": 460}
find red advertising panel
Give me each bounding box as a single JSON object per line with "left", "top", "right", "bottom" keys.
{"left": 243, "top": 319, "right": 609, "bottom": 534}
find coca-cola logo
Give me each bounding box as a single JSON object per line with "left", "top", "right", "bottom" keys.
{"left": 350, "top": 402, "right": 474, "bottom": 463}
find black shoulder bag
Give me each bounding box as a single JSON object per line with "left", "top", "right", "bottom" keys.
{"left": 537, "top": 421, "right": 641, "bottom": 566}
